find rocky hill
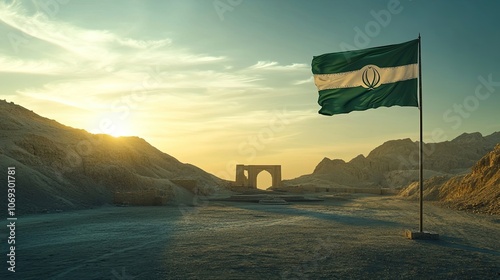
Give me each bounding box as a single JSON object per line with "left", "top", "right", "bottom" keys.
{"left": 0, "top": 100, "right": 224, "bottom": 214}
{"left": 284, "top": 131, "right": 500, "bottom": 189}
{"left": 400, "top": 144, "right": 500, "bottom": 215}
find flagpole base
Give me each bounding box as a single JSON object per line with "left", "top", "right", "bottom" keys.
{"left": 405, "top": 229, "right": 439, "bottom": 240}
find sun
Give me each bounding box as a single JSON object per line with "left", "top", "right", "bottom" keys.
{"left": 108, "top": 124, "right": 133, "bottom": 137}
{"left": 108, "top": 128, "right": 128, "bottom": 137}
{"left": 104, "top": 121, "right": 134, "bottom": 138}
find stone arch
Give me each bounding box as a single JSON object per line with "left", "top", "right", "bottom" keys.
{"left": 235, "top": 164, "right": 282, "bottom": 189}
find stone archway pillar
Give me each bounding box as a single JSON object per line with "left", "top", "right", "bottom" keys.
{"left": 272, "top": 165, "right": 282, "bottom": 187}
{"left": 247, "top": 168, "right": 258, "bottom": 188}
{"left": 235, "top": 164, "right": 247, "bottom": 186}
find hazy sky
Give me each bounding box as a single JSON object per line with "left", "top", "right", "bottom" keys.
{"left": 1, "top": 0, "right": 500, "bottom": 185}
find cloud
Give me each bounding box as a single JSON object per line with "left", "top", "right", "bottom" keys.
{"left": 0, "top": 56, "right": 70, "bottom": 75}
{"left": 247, "top": 61, "right": 309, "bottom": 71}
{"left": 293, "top": 76, "right": 314, "bottom": 85}
{"left": 0, "top": 2, "right": 262, "bottom": 110}
{"left": 0, "top": 2, "right": 311, "bottom": 103}
{"left": 0, "top": 2, "right": 226, "bottom": 69}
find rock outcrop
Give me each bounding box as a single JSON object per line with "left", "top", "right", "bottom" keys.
{"left": 0, "top": 100, "right": 224, "bottom": 213}
{"left": 400, "top": 144, "right": 500, "bottom": 215}
{"left": 285, "top": 131, "right": 500, "bottom": 189}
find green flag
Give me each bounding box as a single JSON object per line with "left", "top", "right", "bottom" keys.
{"left": 312, "top": 39, "right": 419, "bottom": 116}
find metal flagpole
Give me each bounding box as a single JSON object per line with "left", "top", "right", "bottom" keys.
{"left": 418, "top": 34, "right": 424, "bottom": 233}
{"left": 406, "top": 34, "right": 438, "bottom": 239}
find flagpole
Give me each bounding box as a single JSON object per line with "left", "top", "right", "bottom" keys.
{"left": 418, "top": 34, "right": 424, "bottom": 233}
{"left": 406, "top": 35, "right": 437, "bottom": 239}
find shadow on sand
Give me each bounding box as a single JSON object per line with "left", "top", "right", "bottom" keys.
{"left": 415, "top": 236, "right": 500, "bottom": 257}
{"left": 230, "top": 202, "right": 401, "bottom": 228}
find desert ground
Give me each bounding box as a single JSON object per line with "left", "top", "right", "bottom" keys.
{"left": 2, "top": 193, "right": 499, "bottom": 280}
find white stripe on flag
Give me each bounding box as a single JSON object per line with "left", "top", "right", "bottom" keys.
{"left": 314, "top": 63, "right": 418, "bottom": 90}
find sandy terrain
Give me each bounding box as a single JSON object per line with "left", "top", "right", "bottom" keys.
{"left": 2, "top": 194, "right": 499, "bottom": 279}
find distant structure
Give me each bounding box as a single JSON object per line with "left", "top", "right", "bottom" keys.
{"left": 235, "top": 164, "right": 282, "bottom": 189}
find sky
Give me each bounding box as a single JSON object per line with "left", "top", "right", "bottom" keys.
{"left": 1, "top": 0, "right": 500, "bottom": 187}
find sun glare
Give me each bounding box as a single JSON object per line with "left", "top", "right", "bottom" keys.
{"left": 102, "top": 122, "right": 134, "bottom": 138}
{"left": 109, "top": 129, "right": 127, "bottom": 138}
{"left": 108, "top": 125, "right": 133, "bottom": 137}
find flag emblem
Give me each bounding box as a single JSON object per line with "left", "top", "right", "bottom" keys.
{"left": 361, "top": 65, "right": 381, "bottom": 90}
